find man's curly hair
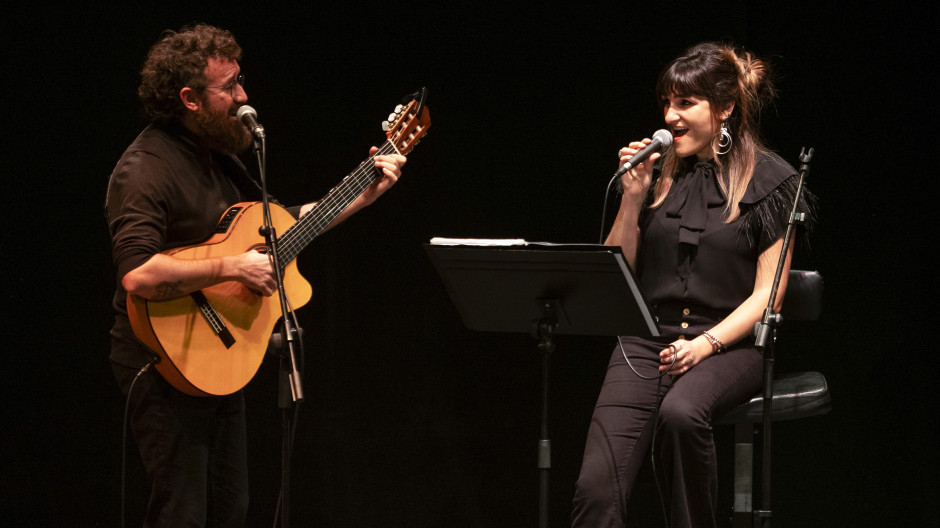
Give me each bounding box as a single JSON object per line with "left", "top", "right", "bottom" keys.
{"left": 138, "top": 24, "right": 242, "bottom": 125}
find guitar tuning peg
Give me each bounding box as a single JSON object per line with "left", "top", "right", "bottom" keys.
{"left": 381, "top": 121, "right": 390, "bottom": 131}
{"left": 394, "top": 104, "right": 403, "bottom": 113}
{"left": 388, "top": 112, "right": 398, "bottom": 122}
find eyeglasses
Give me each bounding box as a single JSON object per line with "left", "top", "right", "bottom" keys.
{"left": 207, "top": 73, "right": 245, "bottom": 96}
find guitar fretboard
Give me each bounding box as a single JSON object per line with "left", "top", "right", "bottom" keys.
{"left": 277, "top": 141, "right": 399, "bottom": 263}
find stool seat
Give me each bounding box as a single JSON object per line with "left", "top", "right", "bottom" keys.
{"left": 718, "top": 371, "right": 831, "bottom": 425}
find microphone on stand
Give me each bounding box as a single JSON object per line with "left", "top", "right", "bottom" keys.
{"left": 613, "top": 129, "right": 673, "bottom": 178}
{"left": 236, "top": 105, "right": 265, "bottom": 140}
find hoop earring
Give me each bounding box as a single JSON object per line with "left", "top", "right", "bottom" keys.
{"left": 717, "top": 122, "right": 733, "bottom": 155}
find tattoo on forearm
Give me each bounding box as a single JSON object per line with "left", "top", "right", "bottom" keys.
{"left": 154, "top": 281, "right": 183, "bottom": 299}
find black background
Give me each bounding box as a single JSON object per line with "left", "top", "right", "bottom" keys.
{"left": 2, "top": 2, "right": 936, "bottom": 527}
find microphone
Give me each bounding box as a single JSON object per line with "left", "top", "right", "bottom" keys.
{"left": 236, "top": 105, "right": 265, "bottom": 139}
{"left": 613, "top": 129, "right": 673, "bottom": 177}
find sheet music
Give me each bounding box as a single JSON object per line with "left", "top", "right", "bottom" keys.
{"left": 429, "top": 237, "right": 527, "bottom": 246}
{"left": 429, "top": 238, "right": 608, "bottom": 249}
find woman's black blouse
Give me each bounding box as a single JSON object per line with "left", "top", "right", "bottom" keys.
{"left": 636, "top": 150, "right": 806, "bottom": 319}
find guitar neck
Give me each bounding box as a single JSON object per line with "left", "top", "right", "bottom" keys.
{"left": 277, "top": 141, "right": 399, "bottom": 263}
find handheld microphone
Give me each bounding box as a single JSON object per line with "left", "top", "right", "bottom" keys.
{"left": 236, "top": 105, "right": 265, "bottom": 140}
{"left": 613, "top": 129, "right": 673, "bottom": 178}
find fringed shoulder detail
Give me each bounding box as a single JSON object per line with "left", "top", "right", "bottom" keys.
{"left": 739, "top": 151, "right": 817, "bottom": 253}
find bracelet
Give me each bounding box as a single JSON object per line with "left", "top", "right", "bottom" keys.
{"left": 702, "top": 331, "right": 726, "bottom": 353}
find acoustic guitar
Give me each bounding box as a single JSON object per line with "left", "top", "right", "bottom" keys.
{"left": 128, "top": 92, "right": 431, "bottom": 396}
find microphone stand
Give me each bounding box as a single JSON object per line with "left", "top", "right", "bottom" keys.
{"left": 530, "top": 307, "right": 557, "bottom": 528}
{"left": 751, "top": 147, "right": 813, "bottom": 528}
{"left": 248, "top": 130, "right": 305, "bottom": 528}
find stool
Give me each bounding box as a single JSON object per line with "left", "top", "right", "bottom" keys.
{"left": 716, "top": 270, "right": 832, "bottom": 527}
{"left": 717, "top": 371, "right": 831, "bottom": 526}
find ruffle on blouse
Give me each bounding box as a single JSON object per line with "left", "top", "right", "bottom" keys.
{"left": 663, "top": 161, "right": 726, "bottom": 246}
{"left": 741, "top": 152, "right": 798, "bottom": 205}
{"left": 662, "top": 151, "right": 814, "bottom": 251}
{"left": 740, "top": 151, "right": 816, "bottom": 251}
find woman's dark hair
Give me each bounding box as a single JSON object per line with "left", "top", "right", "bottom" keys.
{"left": 138, "top": 24, "right": 242, "bottom": 125}
{"left": 651, "top": 42, "right": 776, "bottom": 222}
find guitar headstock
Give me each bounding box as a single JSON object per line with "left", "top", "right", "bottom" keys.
{"left": 382, "top": 88, "right": 431, "bottom": 155}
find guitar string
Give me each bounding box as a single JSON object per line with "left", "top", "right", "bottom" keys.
{"left": 278, "top": 141, "right": 399, "bottom": 260}
{"left": 280, "top": 109, "right": 424, "bottom": 254}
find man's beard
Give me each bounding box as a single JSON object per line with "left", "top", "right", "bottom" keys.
{"left": 191, "top": 102, "right": 252, "bottom": 155}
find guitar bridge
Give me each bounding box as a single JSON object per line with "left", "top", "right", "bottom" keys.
{"left": 190, "top": 290, "right": 236, "bottom": 348}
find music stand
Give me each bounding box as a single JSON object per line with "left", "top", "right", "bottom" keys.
{"left": 424, "top": 240, "right": 660, "bottom": 528}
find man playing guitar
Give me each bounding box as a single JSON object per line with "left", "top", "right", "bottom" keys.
{"left": 105, "top": 24, "right": 407, "bottom": 527}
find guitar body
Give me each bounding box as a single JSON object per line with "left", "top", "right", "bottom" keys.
{"left": 127, "top": 202, "right": 313, "bottom": 396}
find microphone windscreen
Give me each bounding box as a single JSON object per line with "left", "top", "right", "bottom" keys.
{"left": 652, "top": 128, "right": 673, "bottom": 147}
{"left": 236, "top": 105, "right": 257, "bottom": 121}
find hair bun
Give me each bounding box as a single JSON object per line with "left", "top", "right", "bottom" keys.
{"left": 722, "top": 45, "right": 775, "bottom": 114}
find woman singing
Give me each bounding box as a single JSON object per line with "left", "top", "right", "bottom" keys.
{"left": 571, "top": 42, "right": 814, "bottom": 528}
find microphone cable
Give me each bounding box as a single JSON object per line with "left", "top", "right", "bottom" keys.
{"left": 600, "top": 139, "right": 675, "bottom": 527}
{"left": 121, "top": 355, "right": 160, "bottom": 528}
{"left": 599, "top": 171, "right": 621, "bottom": 245}
{"left": 617, "top": 340, "right": 675, "bottom": 527}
